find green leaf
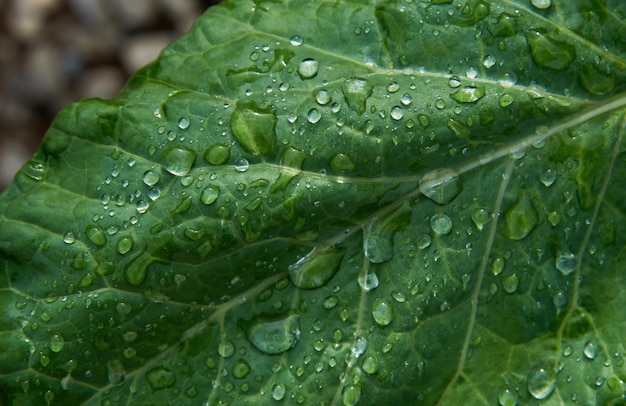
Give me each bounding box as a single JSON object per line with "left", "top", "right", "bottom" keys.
{"left": 2, "top": 0, "right": 626, "bottom": 404}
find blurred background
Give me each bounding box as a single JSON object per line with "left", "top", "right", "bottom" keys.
{"left": 0, "top": 0, "right": 220, "bottom": 191}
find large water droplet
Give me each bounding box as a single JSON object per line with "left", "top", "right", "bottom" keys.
{"left": 342, "top": 78, "right": 372, "bottom": 115}
{"left": 555, "top": 252, "right": 576, "bottom": 275}
{"left": 430, "top": 214, "right": 453, "bottom": 235}
{"left": 504, "top": 195, "right": 538, "bottom": 240}
{"left": 163, "top": 145, "right": 197, "bottom": 176}
{"left": 86, "top": 225, "right": 107, "bottom": 247}
{"left": 272, "top": 382, "right": 286, "bottom": 400}
{"left": 146, "top": 367, "right": 176, "bottom": 391}
{"left": 526, "top": 31, "right": 576, "bottom": 71}
{"left": 289, "top": 35, "right": 303, "bottom": 46}
{"left": 498, "top": 386, "right": 518, "bottom": 406}
{"left": 315, "top": 89, "right": 331, "bottom": 105}
{"left": 527, "top": 362, "right": 555, "bottom": 400}
{"left": 50, "top": 333, "right": 64, "bottom": 352}
{"left": 307, "top": 108, "right": 322, "bottom": 124}
{"left": 583, "top": 341, "right": 598, "bottom": 360}
{"left": 142, "top": 170, "right": 160, "bottom": 186}
{"left": 235, "top": 158, "right": 249, "bottom": 172}
{"left": 372, "top": 298, "right": 394, "bottom": 326}
{"left": 342, "top": 384, "right": 361, "bottom": 406}
{"left": 231, "top": 102, "right": 277, "bottom": 156}
{"left": 364, "top": 219, "right": 394, "bottom": 264}
{"left": 298, "top": 58, "right": 319, "bottom": 79}
{"left": 217, "top": 341, "right": 234, "bottom": 358}
{"left": 450, "top": 86, "right": 486, "bottom": 103}
{"left": 288, "top": 248, "right": 344, "bottom": 289}
{"left": 200, "top": 186, "right": 220, "bottom": 205}
{"left": 390, "top": 106, "right": 404, "bottom": 120}
{"left": 177, "top": 117, "right": 190, "bottom": 130}
{"left": 419, "top": 168, "right": 462, "bottom": 205}
{"left": 330, "top": 152, "right": 355, "bottom": 171}
{"left": 242, "top": 314, "right": 300, "bottom": 355}
{"left": 116, "top": 236, "right": 134, "bottom": 255}
{"left": 358, "top": 272, "right": 379, "bottom": 291}
{"left": 204, "top": 143, "right": 231, "bottom": 165}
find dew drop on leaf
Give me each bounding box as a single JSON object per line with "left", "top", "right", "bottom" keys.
{"left": 235, "top": 158, "right": 249, "bottom": 172}
{"left": 419, "top": 168, "right": 462, "bottom": 205}
{"left": 217, "top": 340, "right": 234, "bottom": 358}
{"left": 204, "top": 143, "right": 230, "bottom": 165}
{"left": 177, "top": 117, "right": 190, "bottom": 130}
{"left": 555, "top": 251, "right": 576, "bottom": 275}
{"left": 417, "top": 234, "right": 432, "bottom": 249}
{"left": 449, "top": 86, "right": 486, "bottom": 103}
{"left": 145, "top": 367, "right": 176, "bottom": 391}
{"left": 85, "top": 225, "right": 106, "bottom": 247}
{"left": 583, "top": 341, "right": 598, "bottom": 360}
{"left": 307, "top": 108, "right": 322, "bottom": 124}
{"left": 526, "top": 362, "right": 556, "bottom": 400}
{"left": 63, "top": 231, "right": 75, "bottom": 244}
{"left": 230, "top": 102, "right": 277, "bottom": 156}
{"left": 163, "top": 145, "right": 197, "bottom": 176}
{"left": 288, "top": 248, "right": 344, "bottom": 289}
{"left": 232, "top": 359, "right": 251, "bottom": 379}
{"left": 200, "top": 186, "right": 220, "bottom": 205}
{"left": 298, "top": 58, "right": 319, "bottom": 79}
{"left": 471, "top": 208, "right": 490, "bottom": 230}
{"left": 502, "top": 273, "right": 519, "bottom": 293}
{"left": 362, "top": 356, "right": 379, "bottom": 374}
{"left": 116, "top": 236, "right": 134, "bottom": 255}
{"left": 531, "top": 0, "right": 551, "bottom": 10}
{"left": 430, "top": 214, "right": 453, "bottom": 235}
{"left": 499, "top": 93, "right": 515, "bottom": 107}
{"left": 526, "top": 31, "right": 576, "bottom": 71}
{"left": 272, "top": 382, "right": 286, "bottom": 400}
{"left": 372, "top": 298, "right": 394, "bottom": 326}
{"left": 504, "top": 195, "right": 538, "bottom": 240}
{"left": 358, "top": 272, "right": 379, "bottom": 291}
{"left": 498, "top": 386, "right": 517, "bottom": 406}
{"left": 540, "top": 168, "right": 557, "bottom": 187}
{"left": 342, "top": 384, "right": 361, "bottom": 406}
{"left": 106, "top": 359, "right": 125, "bottom": 385}
{"left": 242, "top": 314, "right": 300, "bottom": 355}
{"left": 315, "top": 89, "right": 330, "bottom": 105}
{"left": 342, "top": 77, "right": 372, "bottom": 115}
{"left": 142, "top": 170, "right": 160, "bottom": 186}
{"left": 390, "top": 106, "right": 404, "bottom": 120}
{"left": 289, "top": 35, "right": 303, "bottom": 46}
{"left": 50, "top": 333, "right": 64, "bottom": 353}
{"left": 330, "top": 152, "right": 355, "bottom": 171}
{"left": 482, "top": 55, "right": 496, "bottom": 68}
{"left": 364, "top": 219, "right": 394, "bottom": 264}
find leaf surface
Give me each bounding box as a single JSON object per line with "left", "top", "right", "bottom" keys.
{"left": 1, "top": 0, "right": 626, "bottom": 404}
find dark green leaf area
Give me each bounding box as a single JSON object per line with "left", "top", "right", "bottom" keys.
{"left": 1, "top": 0, "right": 626, "bottom": 405}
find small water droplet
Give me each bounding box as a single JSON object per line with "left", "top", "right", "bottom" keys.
{"left": 315, "top": 89, "right": 331, "bottom": 105}
{"left": 417, "top": 234, "right": 432, "bottom": 249}
{"left": 142, "top": 170, "right": 160, "bottom": 187}
{"left": 116, "top": 236, "right": 134, "bottom": 255}
{"left": 235, "top": 158, "right": 249, "bottom": 172}
{"left": 63, "top": 232, "right": 75, "bottom": 244}
{"left": 289, "top": 35, "right": 303, "bottom": 46}
{"left": 390, "top": 106, "right": 404, "bottom": 120}
{"left": 555, "top": 252, "right": 576, "bottom": 275}
{"left": 232, "top": 359, "right": 251, "bottom": 379}
{"left": 583, "top": 341, "right": 598, "bottom": 360}
{"left": 217, "top": 341, "right": 234, "bottom": 358}
{"left": 146, "top": 366, "right": 176, "bottom": 391}
{"left": 298, "top": 59, "right": 319, "bottom": 79}
{"left": 86, "top": 225, "right": 106, "bottom": 247}
{"left": 358, "top": 272, "right": 379, "bottom": 291}
{"left": 466, "top": 66, "right": 478, "bottom": 78}
{"left": 420, "top": 168, "right": 462, "bottom": 205}
{"left": 242, "top": 314, "right": 300, "bottom": 355}
{"left": 498, "top": 387, "right": 518, "bottom": 406}
{"left": 502, "top": 273, "right": 519, "bottom": 293}
{"left": 527, "top": 362, "right": 555, "bottom": 400}
{"left": 553, "top": 290, "right": 568, "bottom": 308}
{"left": 200, "top": 186, "right": 220, "bottom": 205}
{"left": 483, "top": 55, "right": 496, "bottom": 68}
{"left": 307, "top": 108, "right": 322, "bottom": 124}
{"left": 400, "top": 93, "right": 412, "bottom": 105}
{"left": 323, "top": 295, "right": 338, "bottom": 309}
{"left": 372, "top": 298, "right": 394, "bottom": 326}
{"left": 450, "top": 86, "right": 486, "bottom": 103}
{"left": 540, "top": 168, "right": 557, "bottom": 187}
{"left": 177, "top": 117, "right": 190, "bottom": 130}
{"left": 430, "top": 214, "right": 453, "bottom": 235}
{"left": 272, "top": 382, "right": 286, "bottom": 400}
{"left": 499, "top": 93, "right": 515, "bottom": 107}
{"left": 531, "top": 0, "right": 551, "bottom": 10}
{"left": 163, "top": 145, "right": 197, "bottom": 176}
{"left": 471, "top": 208, "right": 490, "bottom": 230}
{"left": 50, "top": 333, "right": 64, "bottom": 352}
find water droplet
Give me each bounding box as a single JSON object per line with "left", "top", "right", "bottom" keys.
{"left": 85, "top": 225, "right": 106, "bottom": 247}
{"left": 502, "top": 273, "right": 519, "bottom": 293}
{"left": 342, "top": 384, "right": 361, "bottom": 406}
{"left": 555, "top": 252, "right": 576, "bottom": 275}
{"left": 289, "top": 35, "right": 303, "bottom": 46}
{"left": 235, "top": 158, "right": 249, "bottom": 172}
{"left": 200, "top": 186, "right": 220, "bottom": 205}
{"left": 307, "top": 108, "right": 322, "bottom": 124}
{"left": 163, "top": 145, "right": 196, "bottom": 176}
{"left": 289, "top": 248, "right": 344, "bottom": 289}
{"left": 387, "top": 81, "right": 400, "bottom": 93}
{"left": 504, "top": 195, "right": 538, "bottom": 240}
{"left": 231, "top": 102, "right": 277, "bottom": 156}
{"left": 471, "top": 208, "right": 490, "bottom": 230}
{"left": 272, "top": 382, "right": 286, "bottom": 400}
{"left": 342, "top": 78, "right": 372, "bottom": 115}
{"left": 298, "top": 58, "right": 319, "bottom": 79}
{"left": 497, "top": 93, "right": 515, "bottom": 108}
{"left": 466, "top": 66, "right": 478, "bottom": 78}
{"left": 123, "top": 252, "right": 151, "bottom": 286}
{"left": 417, "top": 234, "right": 432, "bottom": 249}
{"left": 540, "top": 168, "right": 557, "bottom": 187}
{"left": 142, "top": 170, "right": 160, "bottom": 187}
{"left": 553, "top": 290, "right": 568, "bottom": 308}
{"left": 107, "top": 359, "right": 125, "bottom": 385}
{"left": 330, "top": 152, "right": 355, "bottom": 171}
{"left": 315, "top": 89, "right": 331, "bottom": 105}
{"left": 249, "top": 51, "right": 260, "bottom": 61}
{"left": 498, "top": 387, "right": 518, "bottom": 406}
{"left": 430, "top": 214, "right": 453, "bottom": 235}
{"left": 63, "top": 231, "right": 75, "bottom": 244}
{"left": 400, "top": 93, "right": 412, "bottom": 105}
{"left": 450, "top": 86, "right": 486, "bottom": 103}
{"left": 358, "top": 272, "right": 379, "bottom": 291}
{"left": 217, "top": 340, "right": 234, "bottom": 358}
{"left": 583, "top": 341, "right": 598, "bottom": 359}
{"left": 364, "top": 218, "right": 394, "bottom": 264}
{"left": 116, "top": 236, "right": 134, "bottom": 255}
{"left": 146, "top": 366, "right": 176, "bottom": 391}
{"left": 483, "top": 55, "right": 496, "bottom": 68}
{"left": 50, "top": 334, "right": 64, "bottom": 352}
{"left": 527, "top": 362, "right": 555, "bottom": 400}
{"left": 531, "top": 0, "right": 551, "bottom": 10}
{"left": 242, "top": 314, "right": 300, "bottom": 355}
{"left": 232, "top": 359, "right": 251, "bottom": 379}
{"left": 204, "top": 143, "right": 230, "bottom": 165}
{"left": 177, "top": 117, "right": 190, "bottom": 130}
{"left": 435, "top": 98, "right": 446, "bottom": 109}
{"left": 390, "top": 106, "right": 404, "bottom": 120}
{"left": 526, "top": 31, "right": 576, "bottom": 71}
{"left": 579, "top": 62, "right": 616, "bottom": 95}
{"left": 362, "top": 356, "right": 379, "bottom": 374}
{"left": 372, "top": 298, "right": 394, "bottom": 326}
{"left": 351, "top": 336, "right": 367, "bottom": 356}
{"left": 419, "top": 168, "right": 462, "bottom": 205}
